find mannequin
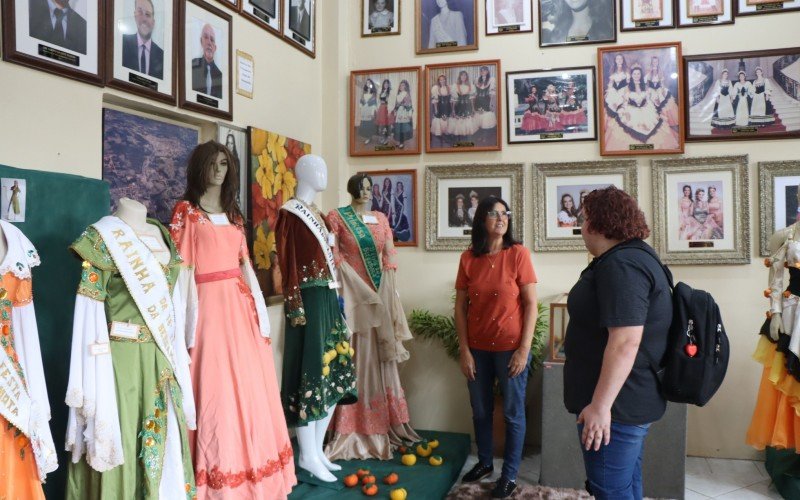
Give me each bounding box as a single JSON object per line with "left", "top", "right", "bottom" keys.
{"left": 275, "top": 155, "right": 357, "bottom": 482}
{"left": 116, "top": 198, "right": 169, "bottom": 265}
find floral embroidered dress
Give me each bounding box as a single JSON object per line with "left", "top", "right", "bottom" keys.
{"left": 65, "top": 219, "right": 196, "bottom": 500}
{"left": 324, "top": 207, "right": 418, "bottom": 461}
{"left": 0, "top": 221, "right": 58, "bottom": 500}
{"left": 170, "top": 201, "right": 295, "bottom": 499}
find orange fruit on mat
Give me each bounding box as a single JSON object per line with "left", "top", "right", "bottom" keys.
{"left": 383, "top": 472, "right": 399, "bottom": 485}
{"left": 343, "top": 474, "right": 359, "bottom": 487}
{"left": 362, "top": 483, "right": 378, "bottom": 496}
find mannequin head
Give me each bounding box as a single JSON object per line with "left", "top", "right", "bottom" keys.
{"left": 183, "top": 141, "right": 241, "bottom": 219}
{"left": 294, "top": 154, "right": 328, "bottom": 202}
{"left": 347, "top": 173, "right": 373, "bottom": 207}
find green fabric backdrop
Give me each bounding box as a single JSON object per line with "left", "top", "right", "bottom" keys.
{"left": 0, "top": 164, "right": 110, "bottom": 499}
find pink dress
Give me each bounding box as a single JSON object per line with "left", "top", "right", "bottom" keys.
{"left": 170, "top": 201, "right": 296, "bottom": 499}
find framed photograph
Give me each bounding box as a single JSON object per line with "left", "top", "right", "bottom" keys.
{"left": 283, "top": 0, "right": 315, "bottom": 57}
{"left": 1, "top": 179, "right": 27, "bottom": 223}
{"left": 2, "top": 0, "right": 104, "bottom": 84}
{"left": 425, "top": 60, "right": 502, "bottom": 153}
{"left": 350, "top": 66, "right": 422, "bottom": 156}
{"left": 242, "top": 0, "right": 281, "bottom": 35}
{"left": 506, "top": 66, "right": 597, "bottom": 144}
{"left": 678, "top": 0, "right": 733, "bottom": 25}
{"left": 248, "top": 127, "right": 311, "bottom": 303}
{"left": 620, "top": 0, "right": 675, "bottom": 29}
{"left": 362, "top": 0, "right": 400, "bottom": 36}
{"left": 759, "top": 161, "right": 800, "bottom": 256}
{"left": 105, "top": 0, "right": 177, "bottom": 103}
{"left": 735, "top": 0, "right": 800, "bottom": 15}
{"left": 357, "top": 169, "right": 418, "bottom": 246}
{"left": 538, "top": 0, "right": 615, "bottom": 47}
{"left": 532, "top": 160, "right": 638, "bottom": 252}
{"left": 179, "top": 0, "right": 232, "bottom": 119}
{"left": 684, "top": 48, "right": 800, "bottom": 142}
{"left": 217, "top": 123, "right": 248, "bottom": 214}
{"left": 486, "top": 0, "right": 532, "bottom": 35}
{"left": 416, "top": 0, "right": 478, "bottom": 54}
{"left": 425, "top": 163, "right": 523, "bottom": 251}
{"left": 598, "top": 43, "right": 684, "bottom": 156}
{"left": 548, "top": 295, "right": 568, "bottom": 363}
{"left": 652, "top": 155, "right": 750, "bottom": 265}
{"left": 102, "top": 107, "right": 200, "bottom": 223}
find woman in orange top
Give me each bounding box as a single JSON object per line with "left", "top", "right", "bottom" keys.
{"left": 454, "top": 196, "right": 538, "bottom": 499}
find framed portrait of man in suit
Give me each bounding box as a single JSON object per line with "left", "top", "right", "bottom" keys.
{"left": 106, "top": 0, "right": 177, "bottom": 103}
{"left": 2, "top": 0, "right": 104, "bottom": 84}
{"left": 242, "top": 0, "right": 281, "bottom": 35}
{"left": 282, "top": 0, "right": 315, "bottom": 57}
{"left": 178, "top": 0, "right": 232, "bottom": 119}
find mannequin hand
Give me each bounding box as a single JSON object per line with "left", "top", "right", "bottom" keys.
{"left": 459, "top": 349, "right": 476, "bottom": 381}
{"left": 770, "top": 313, "right": 784, "bottom": 341}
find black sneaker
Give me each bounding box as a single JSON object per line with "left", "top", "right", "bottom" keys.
{"left": 461, "top": 462, "right": 494, "bottom": 482}
{"left": 491, "top": 477, "right": 517, "bottom": 498}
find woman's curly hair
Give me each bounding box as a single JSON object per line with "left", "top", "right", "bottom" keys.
{"left": 582, "top": 186, "right": 649, "bottom": 241}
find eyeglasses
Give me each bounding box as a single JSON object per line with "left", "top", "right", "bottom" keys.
{"left": 486, "top": 210, "right": 511, "bottom": 219}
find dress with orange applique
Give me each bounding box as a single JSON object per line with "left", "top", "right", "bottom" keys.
{"left": 0, "top": 220, "right": 58, "bottom": 499}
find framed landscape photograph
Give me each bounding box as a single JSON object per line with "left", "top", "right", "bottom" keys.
{"left": 283, "top": 0, "right": 315, "bottom": 57}
{"left": 425, "top": 60, "right": 502, "bottom": 153}
{"left": 684, "top": 47, "right": 800, "bottom": 142}
{"left": 532, "top": 160, "right": 638, "bottom": 252}
{"left": 538, "top": 0, "right": 615, "bottom": 47}
{"left": 242, "top": 0, "right": 281, "bottom": 36}
{"left": 678, "top": 0, "right": 734, "bottom": 26}
{"left": 362, "top": 0, "right": 400, "bottom": 36}
{"left": 425, "top": 163, "right": 523, "bottom": 251}
{"left": 217, "top": 123, "right": 248, "bottom": 213}
{"left": 735, "top": 0, "right": 800, "bottom": 16}
{"left": 2, "top": 0, "right": 104, "bottom": 84}
{"left": 506, "top": 66, "right": 596, "bottom": 144}
{"left": 652, "top": 155, "right": 750, "bottom": 265}
{"left": 486, "top": 0, "right": 532, "bottom": 36}
{"left": 759, "top": 161, "right": 800, "bottom": 256}
{"left": 621, "top": 0, "right": 676, "bottom": 30}
{"left": 598, "top": 42, "right": 684, "bottom": 156}
{"left": 357, "top": 169, "right": 418, "bottom": 246}
{"left": 350, "top": 66, "right": 422, "bottom": 156}
{"left": 416, "top": 0, "right": 478, "bottom": 54}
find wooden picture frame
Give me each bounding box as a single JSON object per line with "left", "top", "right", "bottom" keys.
{"left": 735, "top": 0, "right": 800, "bottom": 16}
{"left": 677, "top": 0, "right": 734, "bottom": 26}
{"left": 759, "top": 161, "right": 800, "bottom": 256}
{"left": 282, "top": 0, "right": 315, "bottom": 58}
{"left": 356, "top": 169, "right": 419, "bottom": 246}
{"left": 241, "top": 0, "right": 281, "bottom": 36}
{"left": 416, "top": 0, "right": 478, "bottom": 54}
{"left": 620, "top": 0, "right": 676, "bottom": 30}
{"left": 538, "top": 0, "right": 616, "bottom": 46}
{"left": 486, "top": 0, "right": 532, "bottom": 36}
{"left": 362, "top": 0, "right": 400, "bottom": 36}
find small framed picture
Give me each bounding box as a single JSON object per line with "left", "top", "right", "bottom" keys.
{"left": 735, "top": 0, "right": 800, "bottom": 15}
{"left": 425, "top": 163, "right": 523, "bottom": 251}
{"left": 282, "top": 0, "right": 315, "bottom": 58}
{"left": 416, "top": 0, "right": 478, "bottom": 54}
{"left": 684, "top": 47, "right": 800, "bottom": 143}
{"left": 362, "top": 0, "right": 400, "bottom": 36}
{"left": 506, "top": 66, "right": 597, "bottom": 144}
{"left": 217, "top": 123, "right": 248, "bottom": 213}
{"left": 678, "top": 0, "right": 734, "bottom": 25}
{"left": 532, "top": 160, "right": 638, "bottom": 252}
{"left": 1, "top": 179, "right": 27, "bottom": 223}
{"left": 350, "top": 66, "right": 422, "bottom": 156}
{"left": 486, "top": 0, "right": 532, "bottom": 36}
{"left": 548, "top": 295, "right": 568, "bottom": 363}
{"left": 241, "top": 0, "right": 281, "bottom": 35}
{"left": 357, "top": 169, "right": 418, "bottom": 246}
{"left": 597, "top": 42, "right": 684, "bottom": 156}
{"left": 425, "top": 60, "right": 502, "bottom": 153}
{"left": 179, "top": 0, "right": 232, "bottom": 120}
{"left": 759, "top": 161, "right": 800, "bottom": 256}
{"left": 652, "top": 155, "right": 750, "bottom": 265}
{"left": 1, "top": 0, "right": 104, "bottom": 84}
{"left": 105, "top": 0, "right": 177, "bottom": 103}
{"left": 538, "top": 0, "right": 615, "bottom": 47}
{"left": 621, "top": 0, "right": 676, "bottom": 30}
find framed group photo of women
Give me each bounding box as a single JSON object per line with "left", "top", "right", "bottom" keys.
{"left": 357, "top": 169, "right": 418, "bottom": 246}
{"left": 532, "top": 160, "right": 637, "bottom": 251}
{"left": 598, "top": 42, "right": 684, "bottom": 156}
{"left": 416, "top": 0, "right": 478, "bottom": 54}
{"left": 362, "top": 0, "right": 400, "bottom": 36}
{"left": 2, "top": 0, "right": 104, "bottom": 84}
{"left": 652, "top": 155, "right": 750, "bottom": 265}
{"left": 283, "top": 0, "right": 315, "bottom": 57}
{"left": 106, "top": 0, "right": 177, "bottom": 103}
{"left": 684, "top": 47, "right": 800, "bottom": 142}
{"left": 759, "top": 161, "right": 800, "bottom": 256}
{"left": 485, "top": 0, "right": 532, "bottom": 35}
{"left": 242, "top": 0, "right": 281, "bottom": 36}
{"left": 425, "top": 163, "right": 523, "bottom": 251}
{"left": 506, "top": 66, "right": 597, "bottom": 144}
{"left": 425, "top": 60, "right": 502, "bottom": 153}
{"left": 350, "top": 66, "right": 422, "bottom": 156}
{"left": 217, "top": 123, "right": 248, "bottom": 213}
{"left": 677, "top": 0, "right": 734, "bottom": 26}
{"left": 620, "top": 0, "right": 676, "bottom": 30}
{"left": 735, "top": 0, "right": 800, "bottom": 16}
{"left": 538, "top": 0, "right": 615, "bottom": 47}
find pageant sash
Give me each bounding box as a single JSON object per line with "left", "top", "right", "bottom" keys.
{"left": 336, "top": 206, "right": 382, "bottom": 290}
{"left": 92, "top": 217, "right": 178, "bottom": 377}
{"left": 282, "top": 199, "right": 338, "bottom": 282}
{"left": 0, "top": 354, "right": 31, "bottom": 442}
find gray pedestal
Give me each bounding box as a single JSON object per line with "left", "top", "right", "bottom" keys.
{"left": 540, "top": 362, "right": 687, "bottom": 499}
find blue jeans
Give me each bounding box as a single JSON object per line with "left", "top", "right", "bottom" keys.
{"left": 577, "top": 421, "right": 651, "bottom": 500}
{"left": 467, "top": 348, "right": 530, "bottom": 481}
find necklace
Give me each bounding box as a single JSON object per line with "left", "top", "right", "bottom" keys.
{"left": 486, "top": 250, "right": 501, "bottom": 268}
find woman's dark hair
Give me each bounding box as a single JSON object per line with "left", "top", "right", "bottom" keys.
{"left": 183, "top": 141, "right": 242, "bottom": 224}
{"left": 382, "top": 177, "right": 392, "bottom": 197}
{"left": 628, "top": 66, "right": 644, "bottom": 91}
{"left": 381, "top": 79, "right": 392, "bottom": 94}
{"left": 470, "top": 196, "right": 520, "bottom": 256}
{"left": 478, "top": 66, "right": 491, "bottom": 85}
{"left": 347, "top": 173, "right": 373, "bottom": 200}
{"left": 582, "top": 186, "right": 649, "bottom": 241}
{"left": 560, "top": 193, "right": 578, "bottom": 217}
{"left": 363, "top": 78, "right": 376, "bottom": 94}
{"left": 682, "top": 184, "right": 693, "bottom": 200}
{"left": 398, "top": 79, "right": 411, "bottom": 95}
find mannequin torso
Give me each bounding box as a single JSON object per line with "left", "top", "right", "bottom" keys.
{"left": 115, "top": 197, "right": 169, "bottom": 265}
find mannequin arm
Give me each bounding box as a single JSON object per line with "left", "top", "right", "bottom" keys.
{"left": 241, "top": 258, "right": 271, "bottom": 338}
